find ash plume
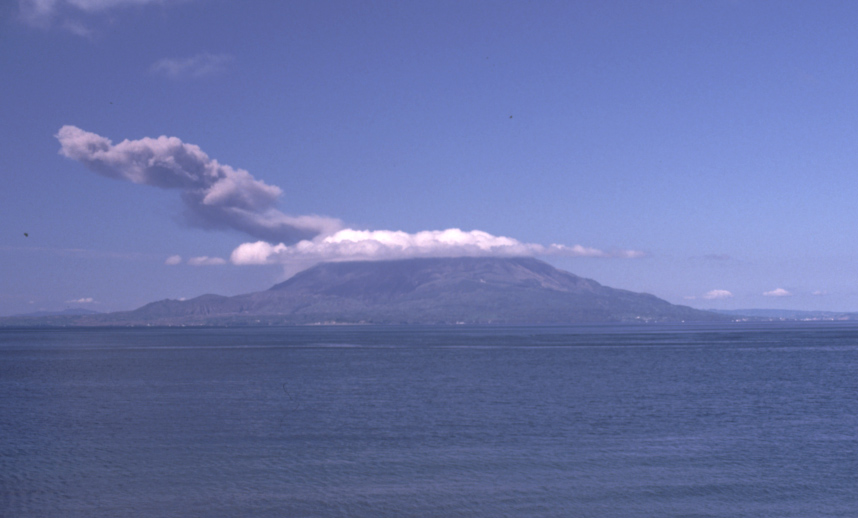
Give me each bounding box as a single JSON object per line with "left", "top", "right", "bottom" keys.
{"left": 57, "top": 125, "right": 342, "bottom": 243}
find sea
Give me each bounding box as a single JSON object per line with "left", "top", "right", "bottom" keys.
{"left": 2, "top": 323, "right": 857, "bottom": 517}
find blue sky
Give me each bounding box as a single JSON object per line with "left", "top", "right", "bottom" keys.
{"left": 3, "top": 0, "right": 858, "bottom": 315}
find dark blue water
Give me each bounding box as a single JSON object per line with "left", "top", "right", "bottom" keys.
{"left": 2, "top": 323, "right": 857, "bottom": 517}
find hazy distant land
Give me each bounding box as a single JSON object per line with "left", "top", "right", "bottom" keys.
{"left": 11, "top": 308, "right": 102, "bottom": 318}
{"left": 711, "top": 309, "right": 858, "bottom": 321}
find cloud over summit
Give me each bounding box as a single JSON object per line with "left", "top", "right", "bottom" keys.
{"left": 231, "top": 228, "right": 643, "bottom": 265}
{"left": 57, "top": 125, "right": 341, "bottom": 243}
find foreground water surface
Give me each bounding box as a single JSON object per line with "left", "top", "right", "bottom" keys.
{"left": 2, "top": 323, "right": 857, "bottom": 517}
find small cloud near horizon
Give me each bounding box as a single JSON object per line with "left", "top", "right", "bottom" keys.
{"left": 763, "top": 288, "right": 791, "bottom": 297}
{"left": 67, "top": 297, "right": 96, "bottom": 303}
{"left": 165, "top": 255, "right": 182, "bottom": 265}
{"left": 150, "top": 53, "right": 234, "bottom": 79}
{"left": 187, "top": 256, "right": 227, "bottom": 266}
{"left": 702, "top": 289, "right": 733, "bottom": 300}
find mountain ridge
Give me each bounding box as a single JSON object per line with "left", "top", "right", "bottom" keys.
{"left": 2, "top": 257, "right": 725, "bottom": 326}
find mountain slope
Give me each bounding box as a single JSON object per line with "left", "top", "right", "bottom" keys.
{"left": 77, "top": 257, "right": 722, "bottom": 325}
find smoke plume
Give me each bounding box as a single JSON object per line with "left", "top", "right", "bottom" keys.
{"left": 57, "top": 125, "right": 342, "bottom": 243}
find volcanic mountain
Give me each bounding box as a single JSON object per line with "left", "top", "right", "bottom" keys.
{"left": 70, "top": 256, "right": 722, "bottom": 325}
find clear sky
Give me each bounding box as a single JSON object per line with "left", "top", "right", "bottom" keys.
{"left": 3, "top": 0, "right": 858, "bottom": 315}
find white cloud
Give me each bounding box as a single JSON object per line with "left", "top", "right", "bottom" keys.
{"left": 150, "top": 53, "right": 234, "bottom": 79}
{"left": 702, "top": 289, "right": 733, "bottom": 300}
{"left": 231, "top": 228, "right": 645, "bottom": 266}
{"left": 67, "top": 297, "right": 95, "bottom": 303}
{"left": 57, "top": 126, "right": 342, "bottom": 243}
{"left": 19, "top": 0, "right": 180, "bottom": 31}
{"left": 61, "top": 18, "right": 92, "bottom": 37}
{"left": 19, "top": 0, "right": 65, "bottom": 27}
{"left": 763, "top": 288, "right": 791, "bottom": 297}
{"left": 187, "top": 256, "right": 226, "bottom": 266}
{"left": 165, "top": 254, "right": 182, "bottom": 265}
{"left": 56, "top": 0, "right": 168, "bottom": 13}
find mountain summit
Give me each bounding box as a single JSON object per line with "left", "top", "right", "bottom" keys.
{"left": 75, "top": 256, "right": 721, "bottom": 325}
